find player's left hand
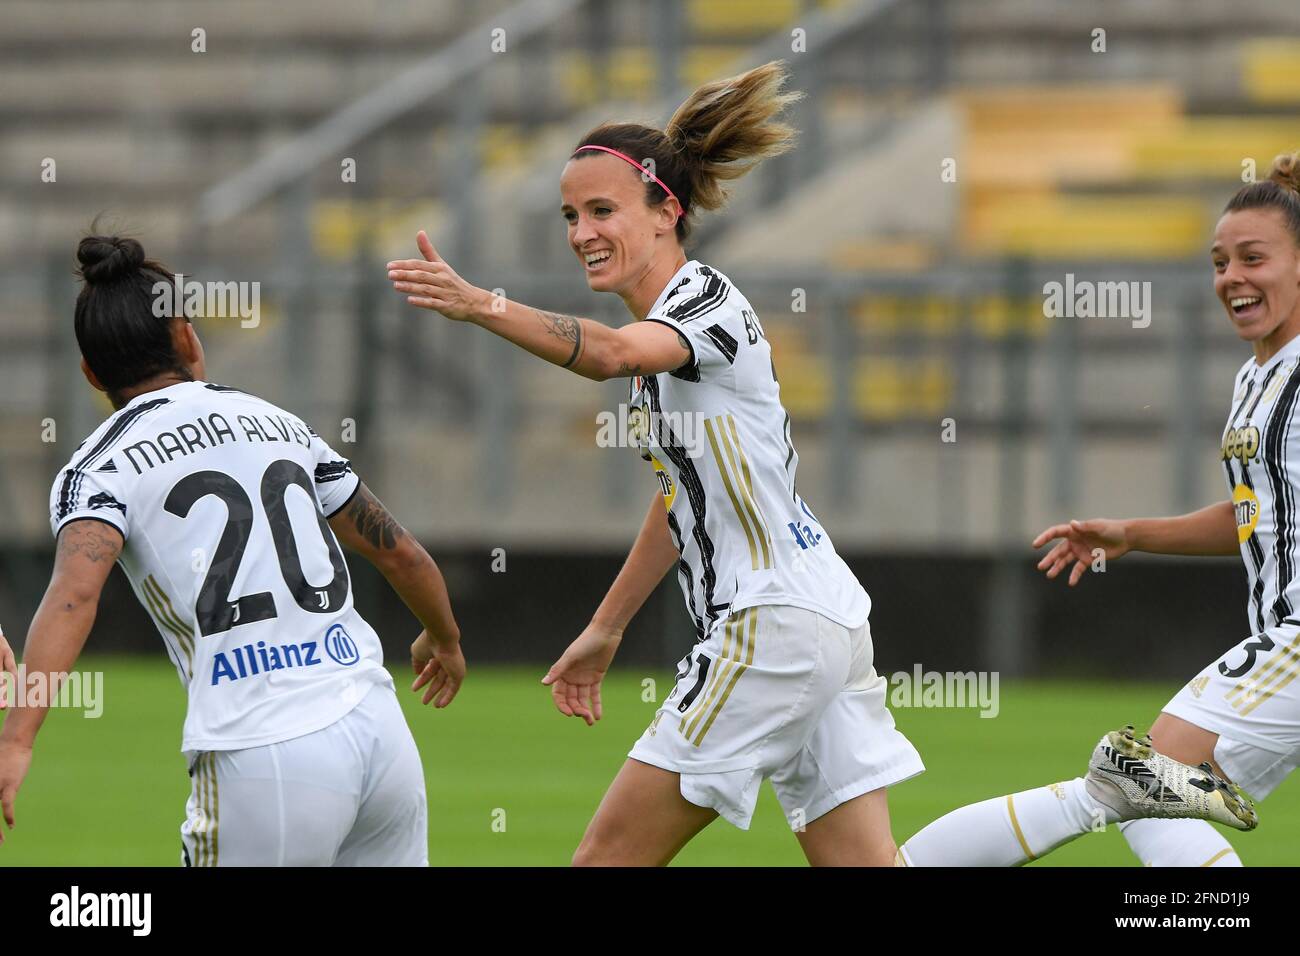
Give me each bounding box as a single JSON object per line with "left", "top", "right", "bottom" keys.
{"left": 387, "top": 231, "right": 489, "bottom": 322}
{"left": 0, "top": 739, "right": 32, "bottom": 846}
{"left": 0, "top": 627, "right": 15, "bottom": 711}
{"left": 410, "top": 630, "right": 466, "bottom": 708}
{"left": 541, "top": 623, "right": 622, "bottom": 726}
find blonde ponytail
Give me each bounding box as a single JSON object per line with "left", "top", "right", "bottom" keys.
{"left": 665, "top": 60, "right": 803, "bottom": 214}
{"left": 571, "top": 60, "right": 803, "bottom": 242}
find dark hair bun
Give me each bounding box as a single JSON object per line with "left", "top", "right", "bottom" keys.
{"left": 77, "top": 235, "right": 145, "bottom": 285}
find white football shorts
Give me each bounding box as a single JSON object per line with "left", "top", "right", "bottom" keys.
{"left": 629, "top": 603, "right": 925, "bottom": 829}
{"left": 1163, "top": 621, "right": 1300, "bottom": 800}
{"left": 180, "top": 681, "right": 427, "bottom": 866}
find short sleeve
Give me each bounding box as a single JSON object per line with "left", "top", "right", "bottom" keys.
{"left": 307, "top": 427, "right": 361, "bottom": 518}
{"left": 643, "top": 266, "right": 742, "bottom": 382}
{"left": 49, "top": 460, "right": 131, "bottom": 540}
{"left": 644, "top": 312, "right": 740, "bottom": 384}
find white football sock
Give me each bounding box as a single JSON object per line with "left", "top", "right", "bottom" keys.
{"left": 1117, "top": 819, "right": 1241, "bottom": 867}
{"left": 898, "top": 777, "right": 1110, "bottom": 866}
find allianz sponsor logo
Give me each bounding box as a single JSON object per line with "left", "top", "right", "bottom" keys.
{"left": 210, "top": 625, "right": 359, "bottom": 686}
{"left": 50, "top": 886, "right": 151, "bottom": 936}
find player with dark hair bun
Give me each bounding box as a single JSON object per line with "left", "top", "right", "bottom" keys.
{"left": 0, "top": 234, "right": 466, "bottom": 866}
{"left": 72, "top": 235, "right": 197, "bottom": 406}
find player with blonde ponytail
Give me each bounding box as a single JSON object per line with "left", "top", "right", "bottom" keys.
{"left": 388, "top": 61, "right": 928, "bottom": 865}
{"left": 899, "top": 154, "right": 1300, "bottom": 866}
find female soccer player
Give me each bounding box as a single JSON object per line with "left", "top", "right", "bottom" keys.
{"left": 387, "top": 61, "right": 926, "bottom": 865}
{"left": 0, "top": 234, "right": 465, "bottom": 865}
{"left": 899, "top": 154, "right": 1300, "bottom": 866}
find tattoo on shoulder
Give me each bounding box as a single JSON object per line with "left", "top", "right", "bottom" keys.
{"left": 56, "top": 520, "right": 123, "bottom": 565}
{"left": 536, "top": 309, "right": 585, "bottom": 369}
{"left": 345, "top": 487, "right": 407, "bottom": 550}
{"left": 677, "top": 331, "right": 690, "bottom": 352}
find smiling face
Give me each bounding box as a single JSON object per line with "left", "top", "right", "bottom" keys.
{"left": 1212, "top": 207, "right": 1300, "bottom": 357}
{"left": 559, "top": 152, "right": 680, "bottom": 295}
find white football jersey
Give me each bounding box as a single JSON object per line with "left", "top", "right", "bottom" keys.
{"left": 1222, "top": 333, "right": 1300, "bottom": 634}
{"left": 49, "top": 381, "right": 392, "bottom": 755}
{"left": 628, "top": 260, "right": 870, "bottom": 640}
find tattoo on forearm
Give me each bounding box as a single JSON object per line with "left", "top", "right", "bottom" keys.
{"left": 56, "top": 521, "right": 123, "bottom": 565}
{"left": 536, "top": 309, "right": 585, "bottom": 369}
{"left": 346, "top": 489, "right": 407, "bottom": 550}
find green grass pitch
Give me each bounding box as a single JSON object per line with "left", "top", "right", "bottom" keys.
{"left": 1, "top": 658, "right": 1294, "bottom": 866}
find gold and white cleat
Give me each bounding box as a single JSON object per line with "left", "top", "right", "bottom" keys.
{"left": 1085, "top": 725, "right": 1258, "bottom": 831}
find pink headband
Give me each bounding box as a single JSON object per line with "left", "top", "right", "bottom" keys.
{"left": 574, "top": 144, "right": 683, "bottom": 221}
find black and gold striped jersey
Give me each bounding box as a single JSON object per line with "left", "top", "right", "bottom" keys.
{"left": 628, "top": 260, "right": 869, "bottom": 641}
{"left": 1223, "top": 334, "right": 1300, "bottom": 633}
{"left": 49, "top": 381, "right": 391, "bottom": 755}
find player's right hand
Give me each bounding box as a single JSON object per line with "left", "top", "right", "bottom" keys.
{"left": 541, "top": 624, "right": 622, "bottom": 726}
{"left": 0, "top": 626, "right": 14, "bottom": 711}
{"left": 1032, "top": 518, "right": 1131, "bottom": 586}
{"left": 0, "top": 739, "right": 32, "bottom": 846}
{"left": 387, "top": 231, "right": 488, "bottom": 324}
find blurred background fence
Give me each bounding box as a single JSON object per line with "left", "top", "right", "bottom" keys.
{"left": 2, "top": 0, "right": 1297, "bottom": 674}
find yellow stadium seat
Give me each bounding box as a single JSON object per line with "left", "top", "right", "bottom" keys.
{"left": 963, "top": 190, "right": 1205, "bottom": 259}
{"left": 683, "top": 46, "right": 748, "bottom": 86}
{"left": 777, "top": 355, "right": 830, "bottom": 419}
{"left": 958, "top": 85, "right": 1183, "bottom": 188}
{"left": 313, "top": 199, "right": 443, "bottom": 261}
{"left": 853, "top": 294, "right": 903, "bottom": 335}
{"left": 1241, "top": 40, "right": 1300, "bottom": 104}
{"left": 688, "top": 0, "right": 800, "bottom": 36}
{"left": 1129, "top": 118, "right": 1300, "bottom": 180}
{"left": 560, "top": 47, "right": 746, "bottom": 104}
{"left": 481, "top": 124, "right": 532, "bottom": 172}
{"left": 831, "top": 238, "right": 937, "bottom": 273}
{"left": 852, "top": 293, "right": 1046, "bottom": 340}
{"left": 854, "top": 358, "right": 953, "bottom": 420}
{"left": 956, "top": 85, "right": 1183, "bottom": 132}
{"left": 917, "top": 295, "right": 960, "bottom": 337}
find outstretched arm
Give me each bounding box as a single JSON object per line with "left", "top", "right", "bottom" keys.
{"left": 1124, "top": 500, "right": 1240, "bottom": 557}
{"left": 1034, "top": 500, "right": 1239, "bottom": 586}
{"left": 387, "top": 231, "right": 691, "bottom": 381}
{"left": 0, "top": 519, "right": 122, "bottom": 843}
